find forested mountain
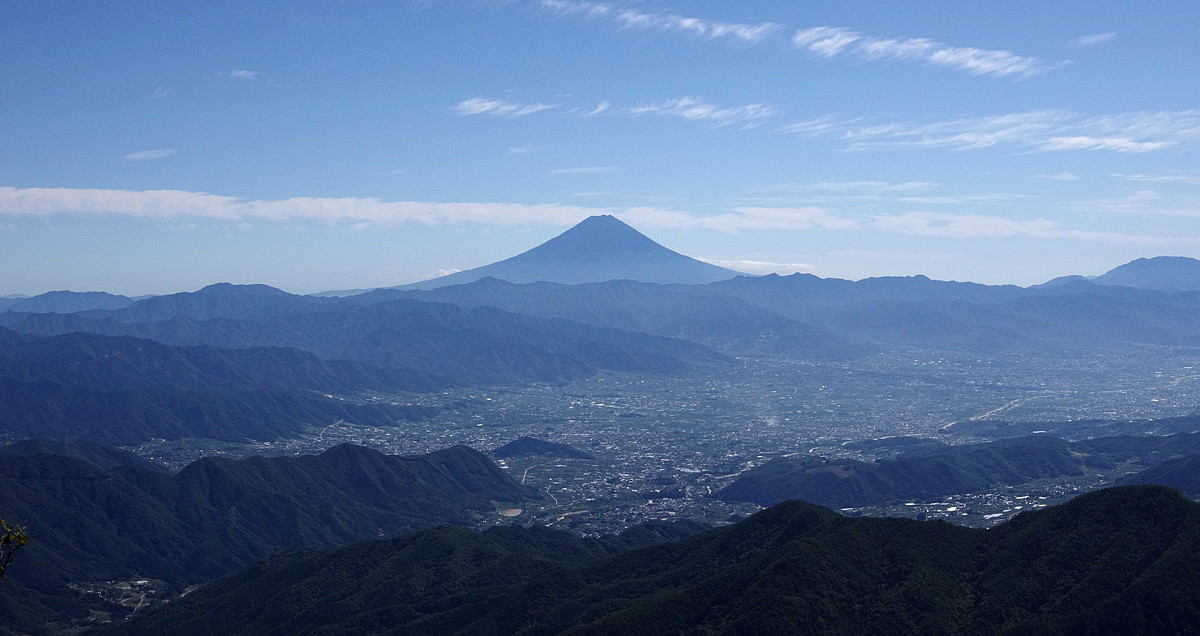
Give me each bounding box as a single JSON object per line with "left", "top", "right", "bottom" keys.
{"left": 0, "top": 444, "right": 532, "bottom": 633}
{"left": 717, "top": 433, "right": 1200, "bottom": 508}
{"left": 492, "top": 436, "right": 596, "bottom": 460}
{"left": 104, "top": 485, "right": 1200, "bottom": 635}
{"left": 1119, "top": 453, "right": 1200, "bottom": 497}
{"left": 0, "top": 438, "right": 166, "bottom": 472}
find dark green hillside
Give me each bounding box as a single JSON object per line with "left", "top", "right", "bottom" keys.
{"left": 106, "top": 486, "right": 1200, "bottom": 635}
{"left": 717, "top": 435, "right": 1097, "bottom": 508}
{"left": 0, "top": 444, "right": 532, "bottom": 634}
{"left": 718, "top": 432, "right": 1200, "bottom": 509}
{"left": 1118, "top": 453, "right": 1200, "bottom": 496}
{"left": 0, "top": 438, "right": 165, "bottom": 472}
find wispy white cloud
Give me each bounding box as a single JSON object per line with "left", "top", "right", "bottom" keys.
{"left": 540, "top": 0, "right": 781, "bottom": 44}
{"left": 870, "top": 211, "right": 1200, "bottom": 244}
{"left": 581, "top": 100, "right": 611, "bottom": 116}
{"left": 508, "top": 145, "right": 537, "bottom": 154}
{"left": 122, "top": 149, "right": 176, "bottom": 161}
{"left": 552, "top": 166, "right": 618, "bottom": 174}
{"left": 0, "top": 186, "right": 600, "bottom": 225}
{"left": 229, "top": 70, "right": 258, "bottom": 80}
{"left": 456, "top": 95, "right": 776, "bottom": 129}
{"left": 10, "top": 186, "right": 1200, "bottom": 246}
{"left": 1069, "top": 32, "right": 1116, "bottom": 48}
{"left": 763, "top": 181, "right": 938, "bottom": 193}
{"left": 778, "top": 109, "right": 1200, "bottom": 153}
{"left": 775, "top": 114, "right": 863, "bottom": 137}
{"left": 149, "top": 85, "right": 169, "bottom": 99}
{"left": 628, "top": 96, "right": 778, "bottom": 128}
{"left": 1114, "top": 172, "right": 1200, "bottom": 185}
{"left": 621, "top": 206, "right": 860, "bottom": 233}
{"left": 1034, "top": 172, "right": 1080, "bottom": 181}
{"left": 792, "top": 26, "right": 1051, "bottom": 77}
{"left": 1087, "top": 189, "right": 1200, "bottom": 220}
{"left": 1040, "top": 136, "right": 1169, "bottom": 152}
{"left": 700, "top": 258, "right": 813, "bottom": 275}
{"left": 453, "top": 97, "right": 560, "bottom": 117}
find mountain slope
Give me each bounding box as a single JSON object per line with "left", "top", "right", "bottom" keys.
{"left": 716, "top": 433, "right": 1200, "bottom": 509}
{"left": 0, "top": 438, "right": 166, "bottom": 472}
{"left": 0, "top": 377, "right": 433, "bottom": 444}
{"left": 105, "top": 485, "right": 1200, "bottom": 635}
{"left": 1092, "top": 256, "right": 1200, "bottom": 291}
{"left": 398, "top": 215, "right": 742, "bottom": 289}
{"left": 2, "top": 291, "right": 729, "bottom": 385}
{"left": 0, "top": 330, "right": 444, "bottom": 393}
{"left": 0, "top": 444, "right": 533, "bottom": 633}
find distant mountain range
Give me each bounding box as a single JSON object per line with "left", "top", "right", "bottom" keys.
{"left": 0, "top": 285, "right": 729, "bottom": 386}
{"left": 0, "top": 443, "right": 533, "bottom": 632}
{"left": 5, "top": 218, "right": 1200, "bottom": 448}
{"left": 103, "top": 485, "right": 1200, "bottom": 635}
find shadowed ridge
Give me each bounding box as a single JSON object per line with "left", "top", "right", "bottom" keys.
{"left": 0, "top": 438, "right": 167, "bottom": 472}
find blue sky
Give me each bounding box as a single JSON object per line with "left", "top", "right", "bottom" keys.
{"left": 3, "top": 1, "right": 1200, "bottom": 295}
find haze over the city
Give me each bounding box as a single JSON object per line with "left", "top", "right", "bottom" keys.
{"left": 4, "top": 1, "right": 1199, "bottom": 295}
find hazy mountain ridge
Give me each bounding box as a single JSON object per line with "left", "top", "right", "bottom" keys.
{"left": 0, "top": 376, "right": 433, "bottom": 444}
{"left": 363, "top": 269, "right": 1200, "bottom": 358}
{"left": 103, "top": 485, "right": 1200, "bottom": 635}
{"left": 402, "top": 277, "right": 875, "bottom": 359}
{"left": 0, "top": 291, "right": 135, "bottom": 314}
{"left": 1091, "top": 255, "right": 1200, "bottom": 291}
{"left": 1, "top": 290, "right": 729, "bottom": 385}
{"left": 0, "top": 329, "right": 445, "bottom": 394}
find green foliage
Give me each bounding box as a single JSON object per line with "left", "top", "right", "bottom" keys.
{"left": 0, "top": 517, "right": 29, "bottom": 584}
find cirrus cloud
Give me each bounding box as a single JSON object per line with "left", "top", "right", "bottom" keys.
{"left": 778, "top": 109, "right": 1200, "bottom": 153}
{"left": 453, "top": 98, "right": 560, "bottom": 117}
{"left": 792, "top": 26, "right": 1052, "bottom": 77}
{"left": 123, "top": 149, "right": 177, "bottom": 161}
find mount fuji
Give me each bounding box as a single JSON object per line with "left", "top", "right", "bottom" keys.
{"left": 399, "top": 215, "right": 743, "bottom": 290}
